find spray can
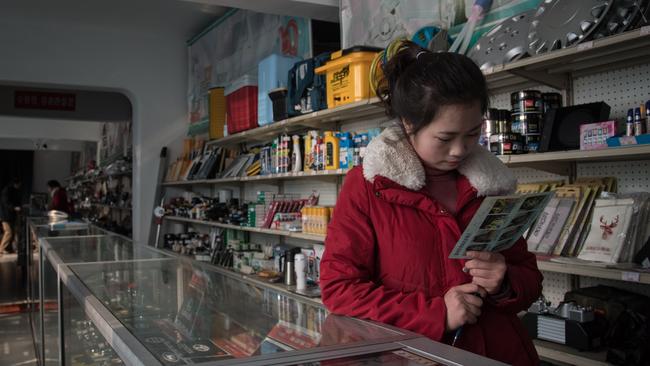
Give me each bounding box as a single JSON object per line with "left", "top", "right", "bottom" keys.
{"left": 634, "top": 107, "right": 643, "bottom": 136}
{"left": 626, "top": 109, "right": 634, "bottom": 137}
{"left": 303, "top": 133, "right": 312, "bottom": 172}
{"left": 291, "top": 135, "right": 302, "bottom": 173}
{"left": 294, "top": 253, "right": 306, "bottom": 290}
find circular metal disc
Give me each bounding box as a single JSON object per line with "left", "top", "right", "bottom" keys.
{"left": 592, "top": 0, "right": 650, "bottom": 39}
{"left": 468, "top": 10, "right": 536, "bottom": 70}
{"left": 528, "top": 0, "right": 613, "bottom": 55}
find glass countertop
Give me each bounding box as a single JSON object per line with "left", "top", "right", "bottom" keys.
{"left": 67, "top": 259, "right": 404, "bottom": 365}
{"left": 42, "top": 235, "right": 167, "bottom": 264}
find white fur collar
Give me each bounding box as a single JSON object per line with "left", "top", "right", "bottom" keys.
{"left": 362, "top": 125, "right": 517, "bottom": 196}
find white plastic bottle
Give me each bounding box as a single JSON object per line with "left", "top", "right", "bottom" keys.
{"left": 292, "top": 135, "right": 302, "bottom": 173}
{"left": 294, "top": 253, "right": 306, "bottom": 290}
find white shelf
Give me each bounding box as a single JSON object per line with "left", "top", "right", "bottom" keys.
{"left": 534, "top": 340, "right": 610, "bottom": 366}
{"left": 536, "top": 257, "right": 650, "bottom": 285}
{"left": 498, "top": 145, "right": 650, "bottom": 165}
{"left": 164, "top": 216, "right": 326, "bottom": 242}
{"left": 484, "top": 26, "right": 650, "bottom": 92}
{"left": 163, "top": 169, "right": 348, "bottom": 187}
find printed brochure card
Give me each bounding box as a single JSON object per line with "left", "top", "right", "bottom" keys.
{"left": 449, "top": 192, "right": 554, "bottom": 259}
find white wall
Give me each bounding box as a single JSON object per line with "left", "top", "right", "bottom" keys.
{"left": 0, "top": 0, "right": 226, "bottom": 243}
{"left": 32, "top": 151, "right": 72, "bottom": 193}
{"left": 0, "top": 117, "right": 102, "bottom": 141}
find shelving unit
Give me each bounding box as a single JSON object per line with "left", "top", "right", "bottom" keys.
{"left": 484, "top": 26, "right": 650, "bottom": 93}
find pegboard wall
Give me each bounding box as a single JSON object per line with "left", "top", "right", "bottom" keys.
{"left": 577, "top": 160, "right": 650, "bottom": 193}
{"left": 574, "top": 63, "right": 650, "bottom": 121}
{"left": 511, "top": 167, "right": 568, "bottom": 184}
{"left": 539, "top": 271, "right": 572, "bottom": 305}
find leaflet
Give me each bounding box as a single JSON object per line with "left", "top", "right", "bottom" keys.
{"left": 449, "top": 192, "right": 554, "bottom": 259}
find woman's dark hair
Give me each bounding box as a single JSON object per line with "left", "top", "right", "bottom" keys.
{"left": 375, "top": 40, "right": 488, "bottom": 135}
{"left": 47, "top": 180, "right": 61, "bottom": 189}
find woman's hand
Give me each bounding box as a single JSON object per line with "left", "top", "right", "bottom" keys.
{"left": 464, "top": 251, "right": 507, "bottom": 295}
{"left": 443, "top": 283, "right": 487, "bottom": 331}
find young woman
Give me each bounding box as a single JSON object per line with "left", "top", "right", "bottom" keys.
{"left": 320, "top": 41, "right": 543, "bottom": 366}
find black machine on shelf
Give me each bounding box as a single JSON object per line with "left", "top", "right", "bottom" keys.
{"left": 522, "top": 298, "right": 607, "bottom": 351}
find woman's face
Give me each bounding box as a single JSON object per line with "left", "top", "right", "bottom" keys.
{"left": 406, "top": 102, "right": 483, "bottom": 171}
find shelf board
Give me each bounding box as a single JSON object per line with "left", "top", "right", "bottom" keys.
{"left": 162, "top": 169, "right": 349, "bottom": 187}
{"left": 205, "top": 98, "right": 384, "bottom": 147}
{"left": 164, "top": 216, "right": 326, "bottom": 242}
{"left": 498, "top": 145, "right": 650, "bottom": 165}
{"left": 536, "top": 257, "right": 650, "bottom": 285}
{"left": 163, "top": 145, "right": 650, "bottom": 187}
{"left": 484, "top": 26, "right": 650, "bottom": 92}
{"left": 534, "top": 340, "right": 610, "bottom": 366}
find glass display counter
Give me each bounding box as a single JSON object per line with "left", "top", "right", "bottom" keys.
{"left": 37, "top": 235, "right": 168, "bottom": 366}
{"left": 59, "top": 257, "right": 507, "bottom": 366}
{"left": 26, "top": 217, "right": 106, "bottom": 366}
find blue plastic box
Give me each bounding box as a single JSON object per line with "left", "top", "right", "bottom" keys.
{"left": 258, "top": 54, "right": 301, "bottom": 126}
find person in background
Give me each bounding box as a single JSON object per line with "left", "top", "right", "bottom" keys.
{"left": 47, "top": 180, "right": 71, "bottom": 214}
{"left": 319, "top": 40, "right": 543, "bottom": 366}
{"left": 0, "top": 178, "right": 22, "bottom": 256}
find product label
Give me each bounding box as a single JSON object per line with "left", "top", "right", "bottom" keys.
{"left": 326, "top": 142, "right": 333, "bottom": 166}
{"left": 331, "top": 65, "right": 350, "bottom": 91}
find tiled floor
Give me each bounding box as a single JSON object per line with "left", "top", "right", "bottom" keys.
{"left": 0, "top": 253, "right": 37, "bottom": 366}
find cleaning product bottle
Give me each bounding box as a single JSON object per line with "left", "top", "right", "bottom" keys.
{"left": 324, "top": 131, "right": 340, "bottom": 170}
{"left": 303, "top": 133, "right": 312, "bottom": 172}
{"left": 291, "top": 135, "right": 302, "bottom": 173}
{"left": 337, "top": 132, "right": 351, "bottom": 169}
{"left": 311, "top": 131, "right": 320, "bottom": 171}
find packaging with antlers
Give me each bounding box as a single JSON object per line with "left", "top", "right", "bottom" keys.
{"left": 578, "top": 193, "right": 650, "bottom": 264}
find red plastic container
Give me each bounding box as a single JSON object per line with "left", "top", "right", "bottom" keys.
{"left": 226, "top": 75, "right": 258, "bottom": 135}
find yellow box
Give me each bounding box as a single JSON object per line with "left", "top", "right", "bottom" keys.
{"left": 315, "top": 47, "right": 381, "bottom": 109}
{"left": 208, "top": 87, "right": 226, "bottom": 139}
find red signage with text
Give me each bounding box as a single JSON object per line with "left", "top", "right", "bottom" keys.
{"left": 14, "top": 91, "right": 76, "bottom": 111}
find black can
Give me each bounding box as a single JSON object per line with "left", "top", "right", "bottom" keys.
{"left": 511, "top": 113, "right": 542, "bottom": 135}
{"left": 511, "top": 90, "right": 542, "bottom": 113}
{"left": 542, "top": 92, "right": 562, "bottom": 114}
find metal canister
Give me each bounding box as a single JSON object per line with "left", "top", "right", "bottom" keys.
{"left": 481, "top": 108, "right": 499, "bottom": 149}
{"left": 495, "top": 109, "right": 512, "bottom": 134}
{"left": 490, "top": 133, "right": 524, "bottom": 155}
{"left": 511, "top": 90, "right": 542, "bottom": 113}
{"left": 511, "top": 113, "right": 542, "bottom": 135}
{"left": 542, "top": 92, "right": 562, "bottom": 114}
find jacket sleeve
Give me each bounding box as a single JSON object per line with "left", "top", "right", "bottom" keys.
{"left": 320, "top": 168, "right": 448, "bottom": 341}
{"left": 489, "top": 237, "right": 543, "bottom": 313}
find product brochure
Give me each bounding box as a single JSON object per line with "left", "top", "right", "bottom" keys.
{"left": 449, "top": 192, "right": 554, "bottom": 259}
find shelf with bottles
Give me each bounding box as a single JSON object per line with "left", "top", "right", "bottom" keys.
{"left": 165, "top": 127, "right": 380, "bottom": 185}
{"left": 157, "top": 227, "right": 325, "bottom": 305}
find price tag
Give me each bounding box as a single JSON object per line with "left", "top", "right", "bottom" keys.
{"left": 641, "top": 26, "right": 650, "bottom": 36}
{"left": 577, "top": 41, "right": 593, "bottom": 51}
{"left": 622, "top": 271, "right": 640, "bottom": 282}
